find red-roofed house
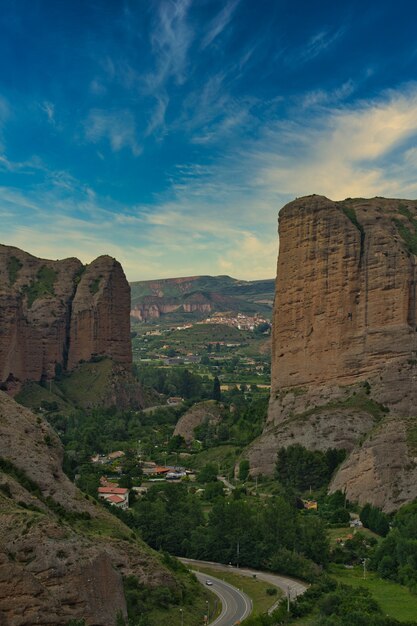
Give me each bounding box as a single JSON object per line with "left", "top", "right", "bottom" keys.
{"left": 98, "top": 486, "right": 129, "bottom": 510}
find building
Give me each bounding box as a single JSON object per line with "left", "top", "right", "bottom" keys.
{"left": 98, "top": 486, "right": 129, "bottom": 510}
{"left": 303, "top": 500, "right": 318, "bottom": 510}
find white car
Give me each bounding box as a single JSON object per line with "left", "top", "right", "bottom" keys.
{"left": 205, "top": 580, "right": 213, "bottom": 586}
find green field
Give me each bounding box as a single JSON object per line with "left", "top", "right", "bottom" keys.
{"left": 185, "top": 444, "right": 242, "bottom": 475}
{"left": 327, "top": 526, "right": 381, "bottom": 546}
{"left": 330, "top": 565, "right": 417, "bottom": 622}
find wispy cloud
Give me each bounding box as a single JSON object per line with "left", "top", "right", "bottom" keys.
{"left": 84, "top": 109, "right": 142, "bottom": 156}
{"left": 300, "top": 80, "right": 356, "bottom": 109}
{"left": 142, "top": 0, "right": 194, "bottom": 134}
{"left": 285, "top": 26, "right": 346, "bottom": 67}
{"left": 201, "top": 0, "right": 240, "bottom": 49}
{"left": 178, "top": 72, "right": 255, "bottom": 144}
{"left": 0, "top": 154, "right": 45, "bottom": 174}
{"left": 41, "top": 101, "right": 55, "bottom": 125}
{"left": 148, "top": 0, "right": 193, "bottom": 89}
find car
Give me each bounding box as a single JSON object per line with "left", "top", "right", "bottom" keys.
{"left": 205, "top": 580, "right": 213, "bottom": 586}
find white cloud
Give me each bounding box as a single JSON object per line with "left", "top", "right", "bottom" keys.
{"left": 84, "top": 109, "right": 142, "bottom": 156}
{"left": 253, "top": 84, "right": 417, "bottom": 199}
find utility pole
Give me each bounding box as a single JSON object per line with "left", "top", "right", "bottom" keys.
{"left": 363, "top": 558, "right": 367, "bottom": 579}
{"left": 287, "top": 585, "right": 291, "bottom": 612}
{"left": 180, "top": 608, "right": 183, "bottom": 626}
{"left": 237, "top": 540, "right": 240, "bottom": 568}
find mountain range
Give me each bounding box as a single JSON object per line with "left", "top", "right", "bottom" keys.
{"left": 130, "top": 275, "right": 275, "bottom": 322}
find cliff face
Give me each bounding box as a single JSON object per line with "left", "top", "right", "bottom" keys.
{"left": 0, "top": 245, "right": 132, "bottom": 391}
{"left": 130, "top": 295, "right": 212, "bottom": 321}
{"left": 248, "top": 195, "right": 417, "bottom": 511}
{"left": 68, "top": 256, "right": 131, "bottom": 369}
{"left": 0, "top": 391, "right": 174, "bottom": 625}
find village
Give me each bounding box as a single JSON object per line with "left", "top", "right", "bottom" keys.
{"left": 92, "top": 450, "right": 199, "bottom": 511}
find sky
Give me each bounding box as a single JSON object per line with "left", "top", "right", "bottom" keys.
{"left": 1, "top": 0, "right": 417, "bottom": 281}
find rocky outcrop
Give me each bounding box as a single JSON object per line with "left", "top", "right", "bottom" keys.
{"left": 248, "top": 195, "right": 417, "bottom": 510}
{"left": 0, "top": 245, "right": 132, "bottom": 391}
{"left": 130, "top": 294, "right": 212, "bottom": 321}
{"left": 174, "top": 400, "right": 224, "bottom": 443}
{"left": 0, "top": 391, "right": 174, "bottom": 625}
{"left": 68, "top": 256, "right": 131, "bottom": 369}
{"left": 330, "top": 417, "right": 417, "bottom": 511}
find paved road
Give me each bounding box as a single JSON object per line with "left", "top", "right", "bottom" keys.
{"left": 182, "top": 557, "right": 308, "bottom": 617}
{"left": 193, "top": 570, "right": 252, "bottom": 626}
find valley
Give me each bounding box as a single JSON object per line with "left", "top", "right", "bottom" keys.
{"left": 3, "top": 196, "right": 417, "bottom": 625}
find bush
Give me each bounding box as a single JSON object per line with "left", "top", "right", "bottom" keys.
{"left": 270, "top": 548, "right": 320, "bottom": 582}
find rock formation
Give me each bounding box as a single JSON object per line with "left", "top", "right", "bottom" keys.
{"left": 174, "top": 400, "right": 224, "bottom": 444}
{"left": 0, "top": 244, "right": 132, "bottom": 391}
{"left": 0, "top": 391, "right": 174, "bottom": 625}
{"left": 248, "top": 195, "right": 417, "bottom": 511}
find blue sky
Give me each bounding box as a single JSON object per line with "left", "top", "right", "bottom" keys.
{"left": 1, "top": 0, "right": 417, "bottom": 280}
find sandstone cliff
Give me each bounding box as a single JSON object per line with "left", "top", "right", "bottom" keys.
{"left": 0, "top": 391, "right": 174, "bottom": 625}
{"left": 0, "top": 244, "right": 132, "bottom": 392}
{"left": 248, "top": 195, "right": 417, "bottom": 511}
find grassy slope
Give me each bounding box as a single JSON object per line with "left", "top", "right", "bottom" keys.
{"left": 168, "top": 323, "right": 251, "bottom": 345}
{"left": 57, "top": 359, "right": 113, "bottom": 406}
{"left": 147, "top": 582, "right": 220, "bottom": 626}
{"left": 185, "top": 444, "right": 242, "bottom": 473}
{"left": 287, "top": 564, "right": 417, "bottom": 626}
{"left": 130, "top": 275, "right": 274, "bottom": 301}
{"left": 16, "top": 359, "right": 117, "bottom": 411}
{"left": 329, "top": 565, "right": 417, "bottom": 622}
{"left": 15, "top": 381, "right": 72, "bottom": 412}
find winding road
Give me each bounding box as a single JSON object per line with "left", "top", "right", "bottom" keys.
{"left": 193, "top": 570, "right": 252, "bottom": 626}
{"left": 181, "top": 558, "right": 309, "bottom": 624}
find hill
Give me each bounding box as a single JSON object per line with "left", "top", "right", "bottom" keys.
{"left": 130, "top": 275, "right": 275, "bottom": 322}
{"left": 0, "top": 391, "right": 210, "bottom": 625}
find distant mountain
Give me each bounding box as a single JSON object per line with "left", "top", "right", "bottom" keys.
{"left": 130, "top": 275, "right": 275, "bottom": 322}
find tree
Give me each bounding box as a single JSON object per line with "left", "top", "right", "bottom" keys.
{"left": 254, "top": 322, "right": 271, "bottom": 335}
{"left": 212, "top": 376, "right": 221, "bottom": 401}
{"left": 167, "top": 434, "right": 186, "bottom": 452}
{"left": 275, "top": 445, "right": 328, "bottom": 491}
{"left": 198, "top": 463, "right": 218, "bottom": 483}
{"left": 238, "top": 460, "right": 250, "bottom": 482}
